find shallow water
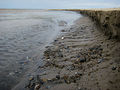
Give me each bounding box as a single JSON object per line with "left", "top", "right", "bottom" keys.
{"left": 0, "top": 9, "right": 81, "bottom": 90}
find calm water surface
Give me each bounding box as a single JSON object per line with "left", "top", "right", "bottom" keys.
{"left": 0, "top": 9, "right": 80, "bottom": 90}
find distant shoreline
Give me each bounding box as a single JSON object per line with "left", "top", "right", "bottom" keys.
{"left": 0, "top": 8, "right": 120, "bottom": 10}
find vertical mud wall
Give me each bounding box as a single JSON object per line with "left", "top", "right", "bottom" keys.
{"left": 79, "top": 10, "right": 120, "bottom": 40}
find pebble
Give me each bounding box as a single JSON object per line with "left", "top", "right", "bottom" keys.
{"left": 112, "top": 66, "right": 117, "bottom": 70}
{"left": 61, "top": 37, "right": 64, "bottom": 40}
{"left": 54, "top": 40, "right": 58, "bottom": 42}
{"left": 75, "top": 72, "right": 78, "bottom": 75}
{"left": 80, "top": 58, "right": 86, "bottom": 62}
{"left": 61, "top": 29, "right": 66, "bottom": 32}
{"left": 56, "top": 75, "right": 60, "bottom": 79}
{"left": 77, "top": 55, "right": 80, "bottom": 58}
{"left": 98, "top": 59, "right": 104, "bottom": 63}
{"left": 47, "top": 78, "right": 52, "bottom": 82}
{"left": 47, "top": 59, "right": 50, "bottom": 61}
{"left": 34, "top": 84, "right": 40, "bottom": 90}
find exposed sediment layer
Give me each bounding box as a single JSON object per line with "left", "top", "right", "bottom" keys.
{"left": 79, "top": 9, "right": 120, "bottom": 40}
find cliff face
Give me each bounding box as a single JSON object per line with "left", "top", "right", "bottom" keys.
{"left": 79, "top": 9, "right": 120, "bottom": 40}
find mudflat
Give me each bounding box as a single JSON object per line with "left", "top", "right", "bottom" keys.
{"left": 25, "top": 16, "right": 120, "bottom": 90}
{"left": 0, "top": 10, "right": 80, "bottom": 90}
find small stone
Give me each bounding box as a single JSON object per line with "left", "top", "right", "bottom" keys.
{"left": 56, "top": 75, "right": 60, "bottom": 79}
{"left": 47, "top": 59, "right": 50, "bottom": 61}
{"left": 98, "top": 59, "right": 104, "bottom": 63}
{"left": 77, "top": 55, "right": 80, "bottom": 58}
{"left": 78, "top": 72, "right": 83, "bottom": 76}
{"left": 47, "top": 78, "right": 52, "bottom": 82}
{"left": 75, "top": 72, "right": 78, "bottom": 75}
{"left": 80, "top": 58, "right": 86, "bottom": 62}
{"left": 61, "top": 37, "right": 64, "bottom": 40}
{"left": 34, "top": 84, "right": 40, "bottom": 90}
{"left": 61, "top": 29, "right": 66, "bottom": 32}
{"left": 54, "top": 40, "right": 58, "bottom": 42}
{"left": 112, "top": 66, "right": 117, "bottom": 70}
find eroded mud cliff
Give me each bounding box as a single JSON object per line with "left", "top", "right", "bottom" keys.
{"left": 79, "top": 9, "right": 120, "bottom": 40}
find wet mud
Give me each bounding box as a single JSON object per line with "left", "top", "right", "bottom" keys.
{"left": 26, "top": 16, "right": 120, "bottom": 90}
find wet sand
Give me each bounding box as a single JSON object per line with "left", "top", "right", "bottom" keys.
{"left": 26, "top": 16, "right": 120, "bottom": 90}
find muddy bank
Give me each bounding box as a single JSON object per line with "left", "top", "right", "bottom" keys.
{"left": 25, "top": 16, "right": 120, "bottom": 90}
{"left": 78, "top": 9, "right": 120, "bottom": 40}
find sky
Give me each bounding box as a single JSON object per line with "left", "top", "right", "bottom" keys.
{"left": 0, "top": 0, "right": 120, "bottom": 9}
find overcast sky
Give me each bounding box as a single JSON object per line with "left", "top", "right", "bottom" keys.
{"left": 0, "top": 0, "right": 120, "bottom": 9}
